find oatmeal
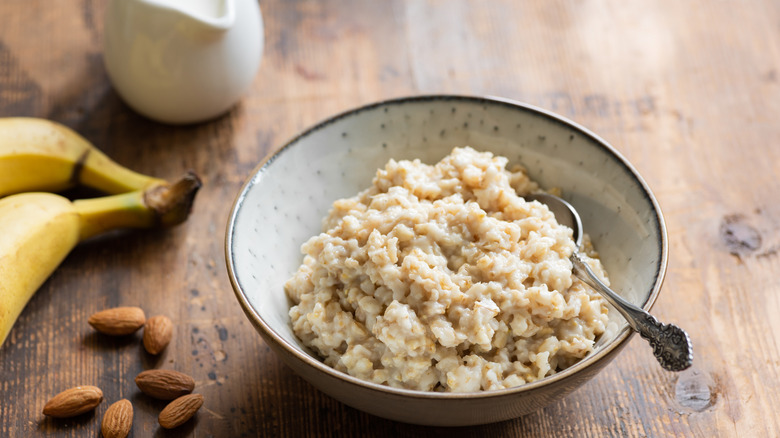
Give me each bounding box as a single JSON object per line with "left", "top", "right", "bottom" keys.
{"left": 284, "top": 147, "right": 610, "bottom": 392}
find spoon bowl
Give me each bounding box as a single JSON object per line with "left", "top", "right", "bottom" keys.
{"left": 527, "top": 192, "right": 693, "bottom": 372}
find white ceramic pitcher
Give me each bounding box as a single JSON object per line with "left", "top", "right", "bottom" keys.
{"left": 104, "top": 0, "right": 264, "bottom": 124}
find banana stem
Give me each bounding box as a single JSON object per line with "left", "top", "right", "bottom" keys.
{"left": 74, "top": 172, "right": 202, "bottom": 241}
{"left": 75, "top": 191, "right": 154, "bottom": 241}
{"left": 79, "top": 148, "right": 167, "bottom": 193}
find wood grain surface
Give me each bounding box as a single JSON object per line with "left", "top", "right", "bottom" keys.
{"left": 2, "top": 0, "right": 779, "bottom": 436}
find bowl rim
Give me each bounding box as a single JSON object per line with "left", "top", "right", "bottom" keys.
{"left": 225, "top": 94, "right": 668, "bottom": 400}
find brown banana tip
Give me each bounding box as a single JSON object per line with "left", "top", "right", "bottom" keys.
{"left": 144, "top": 171, "right": 202, "bottom": 227}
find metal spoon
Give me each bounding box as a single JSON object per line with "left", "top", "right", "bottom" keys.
{"left": 526, "top": 193, "right": 693, "bottom": 372}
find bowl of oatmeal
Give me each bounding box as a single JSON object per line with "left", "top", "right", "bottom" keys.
{"left": 226, "top": 95, "right": 667, "bottom": 425}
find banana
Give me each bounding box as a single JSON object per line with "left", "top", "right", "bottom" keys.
{"left": 0, "top": 172, "right": 201, "bottom": 347}
{"left": 0, "top": 117, "right": 166, "bottom": 197}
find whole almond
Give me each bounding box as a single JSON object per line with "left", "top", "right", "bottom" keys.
{"left": 88, "top": 307, "right": 146, "bottom": 335}
{"left": 158, "top": 393, "right": 204, "bottom": 429}
{"left": 143, "top": 315, "right": 173, "bottom": 354}
{"left": 135, "top": 369, "right": 195, "bottom": 400}
{"left": 42, "top": 385, "right": 103, "bottom": 418}
{"left": 101, "top": 399, "right": 133, "bottom": 438}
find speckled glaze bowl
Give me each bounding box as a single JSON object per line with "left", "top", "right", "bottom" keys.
{"left": 225, "top": 95, "right": 667, "bottom": 426}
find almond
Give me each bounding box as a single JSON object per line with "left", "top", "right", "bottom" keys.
{"left": 135, "top": 369, "right": 195, "bottom": 400}
{"left": 143, "top": 315, "right": 173, "bottom": 354}
{"left": 158, "top": 393, "right": 204, "bottom": 429}
{"left": 88, "top": 307, "right": 146, "bottom": 335}
{"left": 42, "top": 385, "right": 103, "bottom": 418}
{"left": 101, "top": 399, "right": 133, "bottom": 438}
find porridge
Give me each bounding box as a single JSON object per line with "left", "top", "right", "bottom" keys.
{"left": 284, "top": 147, "right": 611, "bottom": 392}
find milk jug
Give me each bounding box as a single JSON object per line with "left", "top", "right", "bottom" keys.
{"left": 104, "top": 0, "right": 264, "bottom": 124}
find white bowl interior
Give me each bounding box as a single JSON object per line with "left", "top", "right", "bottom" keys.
{"left": 228, "top": 96, "right": 665, "bottom": 364}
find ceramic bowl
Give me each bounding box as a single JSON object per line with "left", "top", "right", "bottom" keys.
{"left": 225, "top": 95, "right": 667, "bottom": 426}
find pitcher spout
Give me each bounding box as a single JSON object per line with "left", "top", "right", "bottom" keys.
{"left": 141, "top": 0, "right": 235, "bottom": 31}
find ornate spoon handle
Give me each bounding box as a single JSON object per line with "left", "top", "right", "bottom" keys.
{"left": 571, "top": 253, "right": 693, "bottom": 372}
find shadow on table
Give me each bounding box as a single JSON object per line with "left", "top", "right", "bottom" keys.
{"left": 36, "top": 410, "right": 97, "bottom": 435}
{"left": 225, "top": 352, "right": 539, "bottom": 438}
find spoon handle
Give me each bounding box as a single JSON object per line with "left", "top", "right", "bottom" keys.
{"left": 570, "top": 252, "right": 693, "bottom": 372}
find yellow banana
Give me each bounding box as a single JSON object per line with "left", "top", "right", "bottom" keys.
{"left": 0, "top": 117, "right": 166, "bottom": 197}
{"left": 0, "top": 173, "right": 201, "bottom": 347}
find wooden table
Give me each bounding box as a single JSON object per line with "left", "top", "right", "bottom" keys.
{"left": 2, "top": 1, "right": 778, "bottom": 436}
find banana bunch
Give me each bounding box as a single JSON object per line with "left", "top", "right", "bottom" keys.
{"left": 0, "top": 118, "right": 202, "bottom": 347}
